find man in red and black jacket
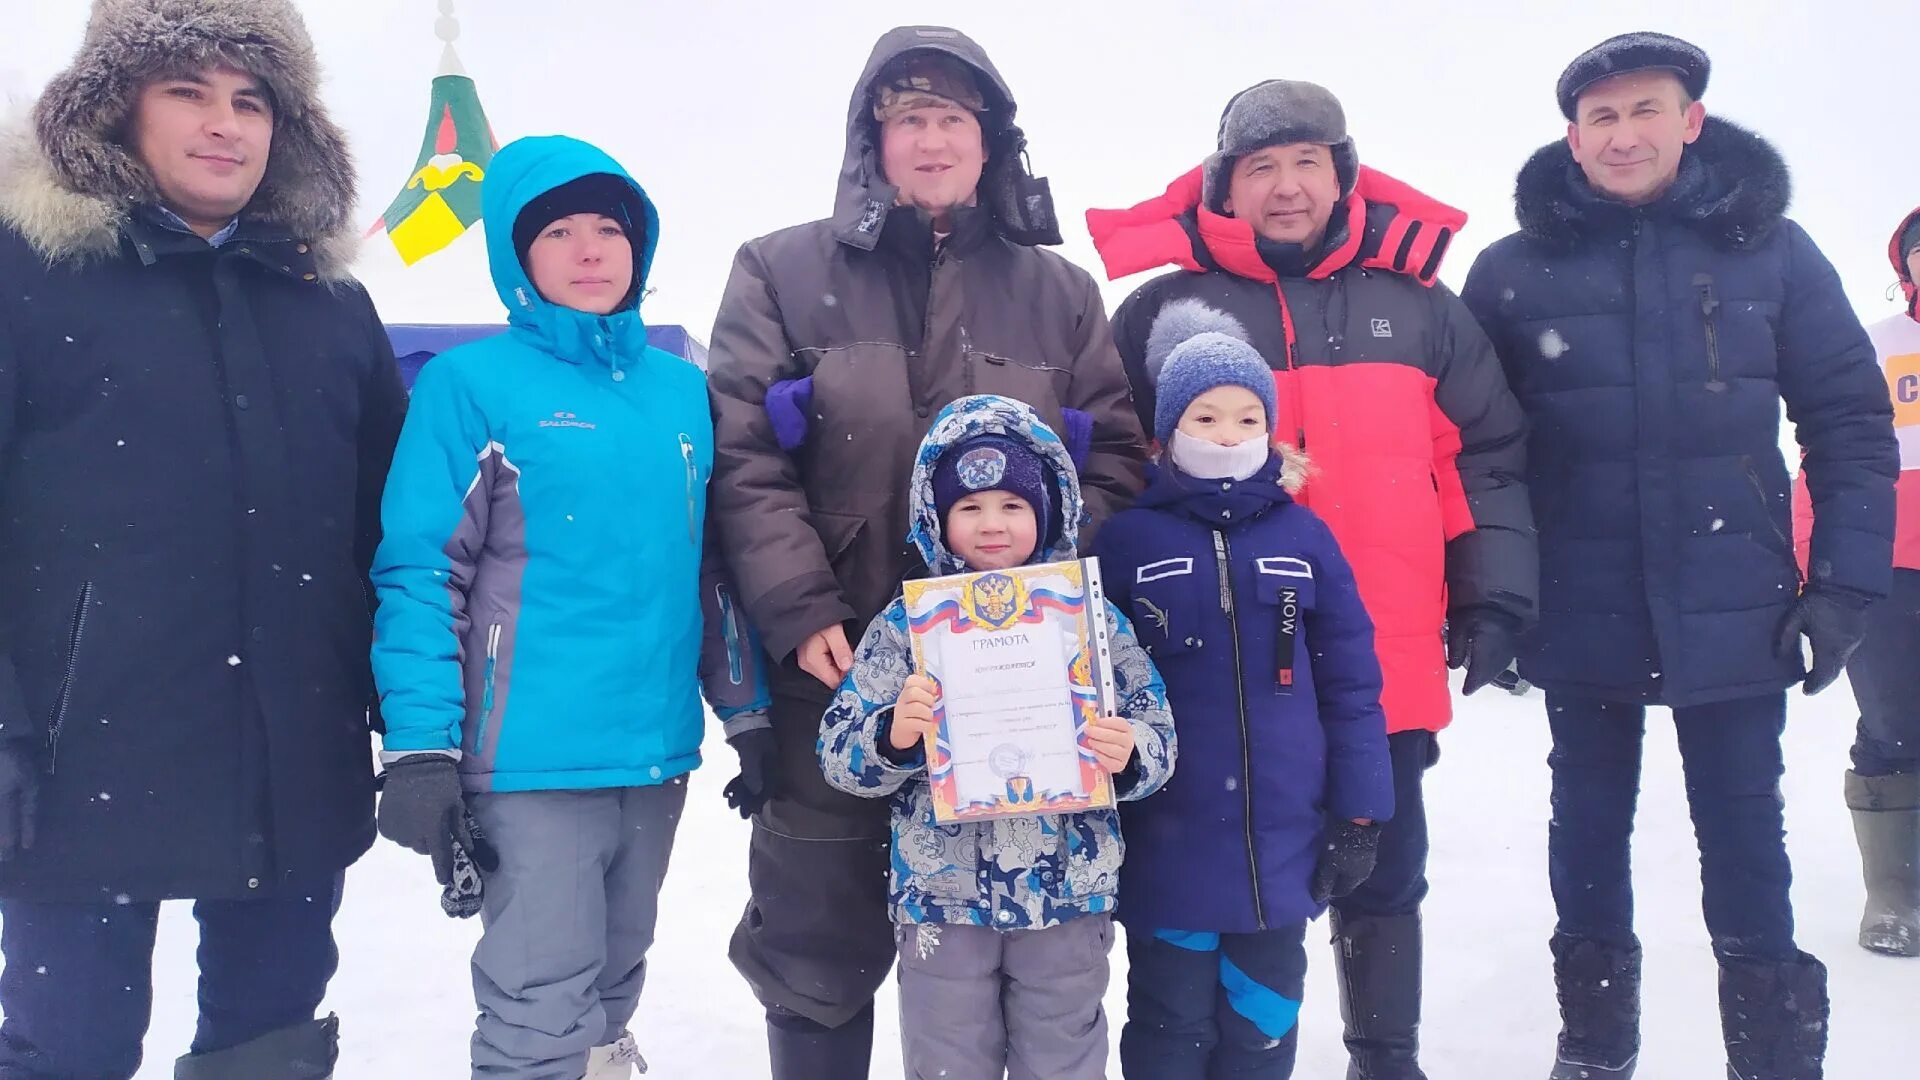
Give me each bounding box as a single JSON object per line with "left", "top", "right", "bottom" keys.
{"left": 1087, "top": 79, "right": 1535, "bottom": 1079}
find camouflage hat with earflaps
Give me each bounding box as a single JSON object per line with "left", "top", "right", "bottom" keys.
{"left": 872, "top": 50, "right": 988, "bottom": 121}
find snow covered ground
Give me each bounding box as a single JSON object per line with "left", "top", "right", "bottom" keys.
{"left": 10, "top": 673, "right": 1914, "bottom": 1078}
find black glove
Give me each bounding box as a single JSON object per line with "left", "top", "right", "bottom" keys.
{"left": 377, "top": 753, "right": 471, "bottom": 885}
{"left": 0, "top": 744, "right": 38, "bottom": 862}
{"left": 1310, "top": 819, "right": 1383, "bottom": 905}
{"left": 1775, "top": 587, "right": 1870, "bottom": 696}
{"left": 1446, "top": 607, "right": 1522, "bottom": 696}
{"left": 723, "top": 726, "right": 782, "bottom": 820}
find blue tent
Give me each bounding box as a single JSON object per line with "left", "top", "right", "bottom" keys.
{"left": 384, "top": 323, "right": 709, "bottom": 389}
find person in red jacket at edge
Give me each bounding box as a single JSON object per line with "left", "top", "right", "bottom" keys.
{"left": 1087, "top": 79, "right": 1537, "bottom": 1079}
{"left": 1795, "top": 207, "right": 1920, "bottom": 959}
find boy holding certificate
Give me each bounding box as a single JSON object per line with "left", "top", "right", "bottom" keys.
{"left": 818, "top": 394, "right": 1176, "bottom": 1080}
{"left": 1092, "top": 301, "right": 1396, "bottom": 1079}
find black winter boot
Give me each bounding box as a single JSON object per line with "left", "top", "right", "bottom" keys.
{"left": 1331, "top": 910, "right": 1429, "bottom": 1080}
{"left": 1719, "top": 951, "right": 1828, "bottom": 1080}
{"left": 767, "top": 1001, "right": 874, "bottom": 1080}
{"left": 1547, "top": 933, "right": 1641, "bottom": 1078}
{"left": 172, "top": 1014, "right": 338, "bottom": 1080}
{"left": 1845, "top": 770, "right": 1920, "bottom": 957}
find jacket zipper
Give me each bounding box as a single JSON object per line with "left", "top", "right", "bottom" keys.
{"left": 1742, "top": 456, "right": 1803, "bottom": 584}
{"left": 1694, "top": 273, "right": 1727, "bottom": 392}
{"left": 1272, "top": 285, "right": 1309, "bottom": 460}
{"left": 718, "top": 588, "right": 746, "bottom": 684}
{"left": 679, "top": 433, "right": 699, "bottom": 546}
{"left": 912, "top": 245, "right": 947, "bottom": 418}
{"left": 1213, "top": 530, "right": 1266, "bottom": 929}
{"left": 46, "top": 581, "right": 93, "bottom": 773}
{"left": 477, "top": 622, "right": 503, "bottom": 754}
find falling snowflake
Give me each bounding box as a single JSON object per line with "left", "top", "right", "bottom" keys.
{"left": 227, "top": 655, "right": 243, "bottom": 667}
{"left": 1538, "top": 329, "right": 1571, "bottom": 360}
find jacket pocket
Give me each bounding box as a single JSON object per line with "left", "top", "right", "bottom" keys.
{"left": 968, "top": 339, "right": 1071, "bottom": 414}
{"left": 1694, "top": 273, "right": 1728, "bottom": 393}
{"left": 1254, "top": 560, "right": 1317, "bottom": 692}
{"left": 896, "top": 818, "right": 982, "bottom": 902}
{"left": 46, "top": 581, "right": 94, "bottom": 773}
{"left": 679, "top": 432, "right": 700, "bottom": 547}
{"left": 1740, "top": 455, "right": 1801, "bottom": 582}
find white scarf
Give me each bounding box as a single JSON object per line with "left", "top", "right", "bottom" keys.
{"left": 1168, "top": 431, "right": 1271, "bottom": 482}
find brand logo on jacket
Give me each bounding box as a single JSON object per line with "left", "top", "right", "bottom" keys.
{"left": 539, "top": 410, "right": 597, "bottom": 430}
{"left": 1371, "top": 318, "right": 1393, "bottom": 338}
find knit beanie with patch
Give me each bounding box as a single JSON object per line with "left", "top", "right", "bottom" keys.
{"left": 1202, "top": 79, "right": 1358, "bottom": 213}
{"left": 932, "top": 433, "right": 1054, "bottom": 554}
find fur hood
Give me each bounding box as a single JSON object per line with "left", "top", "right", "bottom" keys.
{"left": 0, "top": 0, "right": 357, "bottom": 277}
{"left": 1513, "top": 116, "right": 1789, "bottom": 252}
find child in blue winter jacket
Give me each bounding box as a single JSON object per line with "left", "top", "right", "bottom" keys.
{"left": 369, "top": 136, "right": 767, "bottom": 1080}
{"left": 818, "top": 394, "right": 1176, "bottom": 1080}
{"left": 1092, "top": 300, "right": 1396, "bottom": 1079}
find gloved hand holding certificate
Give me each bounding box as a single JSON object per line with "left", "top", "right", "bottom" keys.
{"left": 902, "top": 557, "right": 1119, "bottom": 822}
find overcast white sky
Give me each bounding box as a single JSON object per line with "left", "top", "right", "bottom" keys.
{"left": 4, "top": 0, "right": 1914, "bottom": 338}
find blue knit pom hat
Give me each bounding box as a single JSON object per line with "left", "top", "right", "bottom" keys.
{"left": 1145, "top": 298, "right": 1278, "bottom": 444}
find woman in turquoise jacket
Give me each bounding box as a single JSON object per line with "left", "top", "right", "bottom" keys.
{"left": 370, "top": 135, "right": 765, "bottom": 1080}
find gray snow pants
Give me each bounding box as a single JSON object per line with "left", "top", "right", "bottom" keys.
{"left": 467, "top": 779, "right": 688, "bottom": 1080}
{"left": 894, "top": 915, "right": 1115, "bottom": 1080}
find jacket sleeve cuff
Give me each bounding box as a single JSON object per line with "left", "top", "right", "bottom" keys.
{"left": 1109, "top": 751, "right": 1143, "bottom": 799}
{"left": 752, "top": 574, "right": 858, "bottom": 663}
{"left": 723, "top": 709, "right": 772, "bottom": 741}
{"left": 379, "top": 748, "right": 461, "bottom": 766}
{"left": 873, "top": 708, "right": 926, "bottom": 772}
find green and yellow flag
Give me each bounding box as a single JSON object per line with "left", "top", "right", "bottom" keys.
{"left": 370, "top": 52, "right": 499, "bottom": 265}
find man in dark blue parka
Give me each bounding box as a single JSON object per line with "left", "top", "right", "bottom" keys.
{"left": 1461, "top": 31, "right": 1897, "bottom": 1080}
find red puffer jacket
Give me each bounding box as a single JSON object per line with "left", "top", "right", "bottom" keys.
{"left": 1088, "top": 167, "right": 1536, "bottom": 734}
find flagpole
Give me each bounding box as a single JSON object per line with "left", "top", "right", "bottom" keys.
{"left": 435, "top": 0, "right": 467, "bottom": 78}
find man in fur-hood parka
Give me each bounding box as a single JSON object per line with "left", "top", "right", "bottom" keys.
{"left": 0, "top": 2, "right": 407, "bottom": 1076}
{"left": 1461, "top": 30, "right": 1897, "bottom": 1080}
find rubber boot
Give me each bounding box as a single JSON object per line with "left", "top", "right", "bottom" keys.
{"left": 584, "top": 1030, "right": 647, "bottom": 1078}
{"left": 1331, "top": 909, "right": 1429, "bottom": 1080}
{"left": 767, "top": 1001, "right": 874, "bottom": 1080}
{"left": 1845, "top": 770, "right": 1920, "bottom": 957}
{"left": 173, "top": 1014, "right": 338, "bottom": 1080}
{"left": 1546, "top": 933, "right": 1640, "bottom": 1078}
{"left": 1719, "top": 950, "right": 1828, "bottom": 1080}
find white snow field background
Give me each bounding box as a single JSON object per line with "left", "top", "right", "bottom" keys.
{"left": 0, "top": 676, "right": 1904, "bottom": 1078}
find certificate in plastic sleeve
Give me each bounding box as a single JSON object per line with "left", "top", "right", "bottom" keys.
{"left": 902, "top": 558, "right": 1118, "bottom": 823}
